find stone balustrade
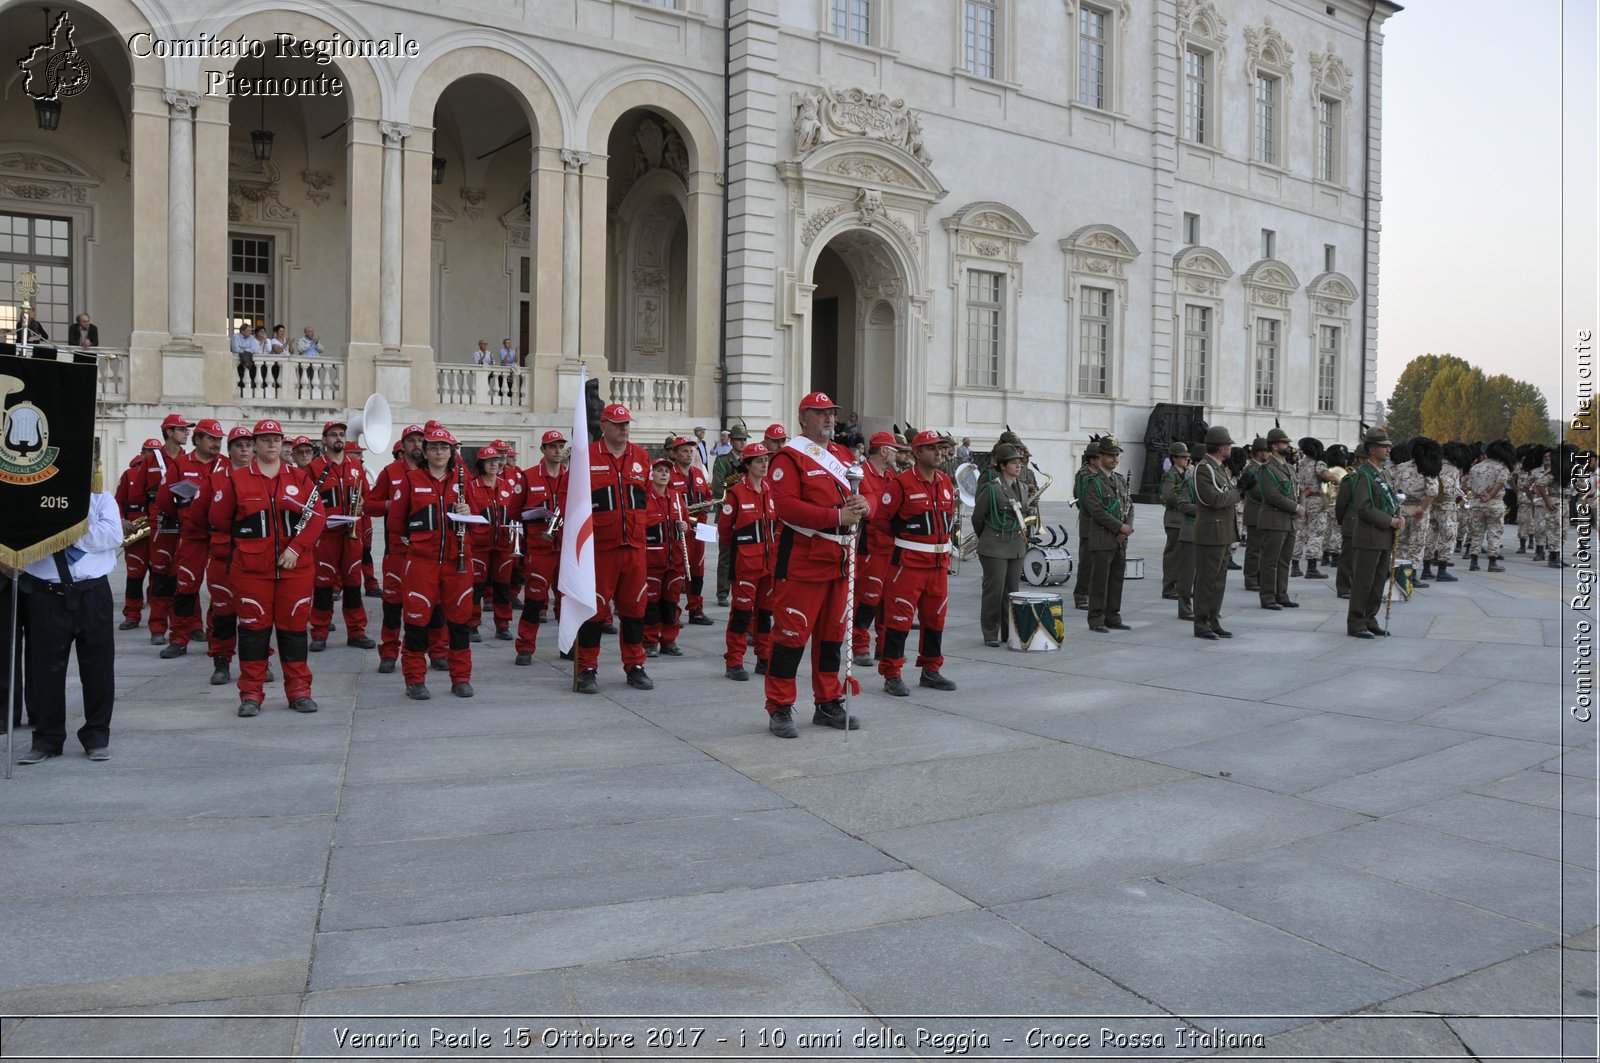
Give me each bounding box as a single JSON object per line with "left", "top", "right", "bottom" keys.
{"left": 436, "top": 364, "right": 527, "bottom": 408}
{"left": 607, "top": 372, "right": 688, "bottom": 414}
{"left": 237, "top": 355, "right": 344, "bottom": 405}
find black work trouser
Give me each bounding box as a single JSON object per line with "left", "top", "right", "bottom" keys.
{"left": 26, "top": 576, "right": 114, "bottom": 754}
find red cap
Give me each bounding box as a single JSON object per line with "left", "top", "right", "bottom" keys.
{"left": 160, "top": 413, "right": 193, "bottom": 430}
{"left": 424, "top": 426, "right": 457, "bottom": 446}
{"left": 911, "top": 430, "right": 942, "bottom": 449}
{"left": 226, "top": 426, "right": 254, "bottom": 444}
{"left": 401, "top": 424, "right": 425, "bottom": 439}
{"left": 347, "top": 443, "right": 363, "bottom": 453}
{"left": 601, "top": 403, "right": 632, "bottom": 423}
{"left": 541, "top": 430, "right": 567, "bottom": 446}
{"left": 423, "top": 420, "right": 443, "bottom": 433}
{"left": 740, "top": 442, "right": 770, "bottom": 461}
{"left": 290, "top": 435, "right": 313, "bottom": 448}
{"left": 476, "top": 445, "right": 503, "bottom": 461}
{"left": 798, "top": 392, "right": 839, "bottom": 413}
{"left": 392, "top": 442, "right": 403, "bottom": 456}
{"left": 252, "top": 419, "right": 285, "bottom": 437}
{"left": 651, "top": 456, "right": 673, "bottom": 469}
{"left": 322, "top": 419, "right": 347, "bottom": 434}
{"left": 141, "top": 438, "right": 161, "bottom": 450}
{"left": 868, "top": 431, "right": 900, "bottom": 450}
{"left": 194, "top": 418, "right": 225, "bottom": 440}
{"left": 668, "top": 435, "right": 695, "bottom": 449}
{"left": 764, "top": 423, "right": 788, "bottom": 440}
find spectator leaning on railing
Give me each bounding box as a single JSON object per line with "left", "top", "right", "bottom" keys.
{"left": 497, "top": 338, "right": 517, "bottom": 367}
{"left": 294, "top": 325, "right": 324, "bottom": 357}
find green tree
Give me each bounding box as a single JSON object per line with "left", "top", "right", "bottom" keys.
{"left": 1421, "top": 363, "right": 1501, "bottom": 441}
{"left": 1387, "top": 354, "right": 1469, "bottom": 441}
{"left": 1509, "top": 405, "right": 1551, "bottom": 446}
{"left": 1485, "top": 375, "right": 1550, "bottom": 445}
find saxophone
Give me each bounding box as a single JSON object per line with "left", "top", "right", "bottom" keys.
{"left": 119, "top": 516, "right": 151, "bottom": 551}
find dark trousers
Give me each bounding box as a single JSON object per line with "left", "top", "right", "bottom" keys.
{"left": 716, "top": 542, "right": 734, "bottom": 600}
{"left": 1085, "top": 544, "right": 1126, "bottom": 628}
{"left": 1, "top": 581, "right": 27, "bottom": 726}
{"left": 1193, "top": 542, "right": 1230, "bottom": 633}
{"left": 1256, "top": 526, "right": 1294, "bottom": 605}
{"left": 25, "top": 576, "right": 114, "bottom": 754}
{"left": 1176, "top": 539, "right": 1196, "bottom": 616}
{"left": 1072, "top": 517, "right": 1090, "bottom": 606}
{"left": 1242, "top": 522, "right": 1261, "bottom": 585}
{"left": 1336, "top": 539, "right": 1354, "bottom": 596}
{"left": 978, "top": 553, "right": 1024, "bottom": 641}
{"left": 1348, "top": 546, "right": 1392, "bottom": 634}
{"left": 1161, "top": 526, "right": 1181, "bottom": 596}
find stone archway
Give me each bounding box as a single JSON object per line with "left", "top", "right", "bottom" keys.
{"left": 808, "top": 227, "right": 907, "bottom": 426}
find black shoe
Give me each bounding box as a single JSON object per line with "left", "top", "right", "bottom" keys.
{"left": 1305, "top": 563, "right": 1328, "bottom": 579}
{"left": 406, "top": 684, "right": 430, "bottom": 700}
{"left": 290, "top": 697, "right": 318, "bottom": 713}
{"left": 1469, "top": 555, "right": 1480, "bottom": 571}
{"left": 86, "top": 746, "right": 111, "bottom": 762}
{"left": 717, "top": 595, "right": 729, "bottom": 607}
{"left": 1348, "top": 630, "right": 1375, "bottom": 639}
{"left": 494, "top": 628, "right": 512, "bottom": 641}
{"left": 150, "top": 631, "right": 167, "bottom": 645}
{"left": 1291, "top": 560, "right": 1303, "bottom": 577}
{"left": 210, "top": 658, "right": 230, "bottom": 685}
{"left": 1276, "top": 600, "right": 1300, "bottom": 609}
{"left": 1412, "top": 578, "right": 1430, "bottom": 588}
{"left": 726, "top": 665, "right": 749, "bottom": 682}
{"left": 575, "top": 670, "right": 599, "bottom": 694}
{"left": 853, "top": 651, "right": 874, "bottom": 667}
{"left": 813, "top": 699, "right": 860, "bottom": 730}
{"left": 1073, "top": 599, "right": 1089, "bottom": 610}
{"left": 309, "top": 638, "right": 327, "bottom": 653}
{"left": 346, "top": 635, "right": 376, "bottom": 649}
{"left": 644, "top": 644, "right": 660, "bottom": 658}
{"left": 884, "top": 676, "right": 910, "bottom": 696}
{"left": 1337, "top": 591, "right": 1350, "bottom": 599}
{"left": 1517, "top": 540, "right": 1528, "bottom": 554}
{"left": 602, "top": 622, "right": 618, "bottom": 635}
{"left": 1535, "top": 546, "right": 1547, "bottom": 561}
{"left": 1551, "top": 553, "right": 1570, "bottom": 568}
{"left": 1244, "top": 581, "right": 1260, "bottom": 592}
{"left": 1106, "top": 621, "right": 1132, "bottom": 631}
{"left": 769, "top": 705, "right": 798, "bottom": 738}
{"left": 119, "top": 619, "right": 140, "bottom": 631}
{"left": 754, "top": 658, "right": 768, "bottom": 675}
{"left": 660, "top": 642, "right": 683, "bottom": 657}
{"left": 1227, "top": 560, "right": 1242, "bottom": 571}
{"left": 1421, "top": 562, "right": 1435, "bottom": 579}
{"left": 16, "top": 748, "right": 59, "bottom": 764}
{"left": 452, "top": 682, "right": 474, "bottom": 698}
{"left": 430, "top": 658, "right": 449, "bottom": 671}
{"left": 984, "top": 638, "right": 1001, "bottom": 647}
{"left": 514, "top": 652, "right": 533, "bottom": 666}
{"left": 1194, "top": 630, "right": 1220, "bottom": 641}
{"left": 1213, "top": 628, "right": 1233, "bottom": 638}
{"left": 688, "top": 612, "right": 715, "bottom": 626}
{"left": 1368, "top": 625, "right": 1391, "bottom": 637}
{"left": 920, "top": 670, "right": 957, "bottom": 690}
{"left": 1487, "top": 559, "right": 1506, "bottom": 573}
{"left": 469, "top": 630, "right": 482, "bottom": 643}
{"left": 377, "top": 658, "right": 396, "bottom": 674}
{"left": 627, "top": 667, "right": 654, "bottom": 690}
{"left": 1261, "top": 602, "right": 1282, "bottom": 611}
{"left": 159, "top": 642, "right": 187, "bottom": 659}
{"left": 1178, "top": 610, "right": 1195, "bottom": 621}
{"left": 365, "top": 587, "right": 382, "bottom": 599}
{"left": 1089, "top": 624, "right": 1111, "bottom": 633}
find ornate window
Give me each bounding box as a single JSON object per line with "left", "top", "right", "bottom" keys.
{"left": 944, "top": 201, "right": 1037, "bottom": 393}
{"left": 1254, "top": 74, "right": 1279, "bottom": 165}
{"left": 1173, "top": 244, "right": 1232, "bottom": 406}
{"left": 1066, "top": 0, "right": 1126, "bottom": 113}
{"left": 1178, "top": 0, "right": 1227, "bottom": 146}
{"left": 1078, "top": 5, "right": 1108, "bottom": 107}
{"left": 1245, "top": 18, "right": 1294, "bottom": 169}
{"left": 963, "top": 0, "right": 998, "bottom": 78}
{"left": 1243, "top": 257, "right": 1300, "bottom": 411}
{"left": 1309, "top": 270, "right": 1357, "bottom": 415}
{"left": 1061, "top": 224, "right": 1138, "bottom": 400}
{"left": 1311, "top": 46, "right": 1353, "bottom": 185}
{"left": 965, "top": 270, "right": 1003, "bottom": 388}
{"left": 1078, "top": 287, "right": 1111, "bottom": 394}
{"left": 1253, "top": 317, "right": 1279, "bottom": 408}
{"left": 0, "top": 213, "right": 70, "bottom": 341}
{"left": 830, "top": 0, "right": 872, "bottom": 44}
{"left": 228, "top": 234, "right": 273, "bottom": 334}
{"left": 1317, "top": 324, "right": 1339, "bottom": 413}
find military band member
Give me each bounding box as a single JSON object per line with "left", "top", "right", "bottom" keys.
{"left": 1081, "top": 436, "right": 1134, "bottom": 633}
{"left": 1253, "top": 428, "right": 1304, "bottom": 610}
{"left": 574, "top": 404, "right": 654, "bottom": 694}
{"left": 974, "top": 442, "right": 1028, "bottom": 646}
{"left": 145, "top": 413, "right": 195, "bottom": 644}
{"left": 391, "top": 425, "right": 477, "bottom": 699}
{"left": 642, "top": 457, "right": 687, "bottom": 657}
{"left": 1071, "top": 441, "right": 1102, "bottom": 610}
{"left": 1347, "top": 427, "right": 1403, "bottom": 638}
{"left": 876, "top": 430, "right": 958, "bottom": 695}
{"left": 1158, "top": 442, "right": 1190, "bottom": 599}
{"left": 1240, "top": 436, "right": 1269, "bottom": 592}
{"left": 465, "top": 444, "right": 523, "bottom": 641}
{"left": 851, "top": 432, "right": 901, "bottom": 665}
{"left": 762, "top": 392, "right": 871, "bottom": 738}
{"left": 514, "top": 430, "right": 568, "bottom": 665}
{"left": 1293, "top": 438, "right": 1334, "bottom": 579}
{"left": 1193, "top": 426, "right": 1242, "bottom": 640}
{"left": 667, "top": 436, "right": 715, "bottom": 625}
{"left": 1392, "top": 438, "right": 1440, "bottom": 587}
{"left": 208, "top": 420, "right": 326, "bottom": 716}
{"left": 115, "top": 439, "right": 160, "bottom": 630}
{"left": 1174, "top": 455, "right": 1199, "bottom": 622}
{"left": 1517, "top": 447, "right": 1550, "bottom": 561}
{"left": 712, "top": 425, "right": 749, "bottom": 606}
{"left": 1334, "top": 439, "right": 1363, "bottom": 599}
{"left": 1426, "top": 442, "right": 1468, "bottom": 582}
{"left": 204, "top": 425, "right": 255, "bottom": 685}
{"left": 720, "top": 442, "right": 776, "bottom": 680}
{"left": 496, "top": 441, "right": 529, "bottom": 607}
{"left": 1463, "top": 440, "right": 1516, "bottom": 571}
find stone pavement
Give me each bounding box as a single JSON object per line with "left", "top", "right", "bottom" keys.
{"left": 1, "top": 509, "right": 1595, "bottom": 1061}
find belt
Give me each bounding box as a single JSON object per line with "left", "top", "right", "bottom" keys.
{"left": 893, "top": 537, "right": 951, "bottom": 554}
{"left": 783, "top": 521, "right": 853, "bottom": 545}
{"left": 37, "top": 574, "right": 108, "bottom": 594}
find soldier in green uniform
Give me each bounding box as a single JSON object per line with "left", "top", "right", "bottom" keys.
{"left": 1333, "top": 438, "right": 1363, "bottom": 599}
{"left": 1174, "top": 453, "right": 1199, "bottom": 621}
{"left": 1159, "top": 442, "right": 1190, "bottom": 599}
{"left": 1192, "top": 426, "right": 1243, "bottom": 640}
{"left": 1255, "top": 428, "right": 1305, "bottom": 610}
{"left": 1082, "top": 437, "right": 1133, "bottom": 633}
{"left": 974, "top": 443, "right": 1030, "bottom": 646}
{"left": 1347, "top": 427, "right": 1404, "bottom": 638}
{"left": 1241, "top": 436, "right": 1269, "bottom": 592}
{"left": 1071, "top": 441, "right": 1102, "bottom": 610}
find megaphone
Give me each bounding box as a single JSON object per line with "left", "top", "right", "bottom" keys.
{"left": 347, "top": 393, "right": 392, "bottom": 478}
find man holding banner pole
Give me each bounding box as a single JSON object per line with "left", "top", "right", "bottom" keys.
{"left": 557, "top": 367, "right": 598, "bottom": 682}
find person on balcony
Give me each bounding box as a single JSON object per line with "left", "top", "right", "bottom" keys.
{"left": 231, "top": 323, "right": 258, "bottom": 389}
{"left": 68, "top": 313, "right": 98, "bottom": 347}
{"left": 293, "top": 326, "right": 323, "bottom": 358}
{"left": 266, "top": 325, "right": 289, "bottom": 357}
{"left": 472, "top": 339, "right": 492, "bottom": 365}
{"left": 497, "top": 338, "right": 517, "bottom": 367}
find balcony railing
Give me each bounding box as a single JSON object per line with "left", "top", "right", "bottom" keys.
{"left": 609, "top": 373, "right": 688, "bottom": 414}
{"left": 437, "top": 364, "right": 526, "bottom": 407}
{"left": 237, "top": 355, "right": 343, "bottom": 404}
{"left": 93, "top": 347, "right": 129, "bottom": 402}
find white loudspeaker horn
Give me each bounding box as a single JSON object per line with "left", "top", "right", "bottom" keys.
{"left": 954, "top": 462, "right": 981, "bottom": 510}
{"left": 347, "top": 393, "right": 393, "bottom": 477}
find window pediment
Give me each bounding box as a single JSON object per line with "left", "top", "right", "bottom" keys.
{"left": 1311, "top": 46, "right": 1353, "bottom": 101}
{"left": 1310, "top": 270, "right": 1357, "bottom": 315}
{"left": 945, "top": 201, "right": 1037, "bottom": 240}
{"left": 1243, "top": 258, "right": 1299, "bottom": 292}
{"left": 1244, "top": 17, "right": 1294, "bottom": 80}
{"left": 1178, "top": 0, "right": 1227, "bottom": 42}
{"left": 1174, "top": 244, "right": 1233, "bottom": 279}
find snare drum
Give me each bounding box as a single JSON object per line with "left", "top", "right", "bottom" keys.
{"left": 1008, "top": 590, "right": 1064, "bottom": 652}
{"left": 1022, "top": 545, "right": 1074, "bottom": 587}
{"left": 1124, "top": 556, "right": 1145, "bottom": 580}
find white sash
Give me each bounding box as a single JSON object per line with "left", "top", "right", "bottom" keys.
{"left": 783, "top": 436, "right": 851, "bottom": 490}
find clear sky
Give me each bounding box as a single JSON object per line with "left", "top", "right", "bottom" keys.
{"left": 1376, "top": 0, "right": 1596, "bottom": 421}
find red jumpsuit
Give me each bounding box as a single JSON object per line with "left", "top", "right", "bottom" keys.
{"left": 114, "top": 461, "right": 151, "bottom": 624}
{"left": 307, "top": 455, "right": 370, "bottom": 642}
{"left": 643, "top": 488, "right": 686, "bottom": 650}
{"left": 576, "top": 441, "right": 650, "bottom": 676}
{"left": 851, "top": 459, "right": 895, "bottom": 658}
{"left": 390, "top": 465, "right": 476, "bottom": 685}
{"left": 203, "top": 461, "right": 244, "bottom": 664}
{"left": 876, "top": 466, "right": 956, "bottom": 679}
{"left": 465, "top": 473, "right": 525, "bottom": 635}
{"left": 502, "top": 462, "right": 529, "bottom": 603}
{"left": 515, "top": 463, "right": 566, "bottom": 655}
{"left": 155, "top": 451, "right": 210, "bottom": 648}
{"left": 208, "top": 461, "right": 325, "bottom": 705}
{"left": 719, "top": 477, "right": 776, "bottom": 669}
{"left": 669, "top": 463, "right": 712, "bottom": 615}
{"left": 764, "top": 440, "right": 871, "bottom": 713}
{"left": 364, "top": 457, "right": 411, "bottom": 664}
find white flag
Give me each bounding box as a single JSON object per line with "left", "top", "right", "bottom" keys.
{"left": 557, "top": 366, "right": 596, "bottom": 653}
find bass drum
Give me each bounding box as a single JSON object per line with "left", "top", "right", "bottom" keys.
{"left": 1022, "top": 544, "right": 1073, "bottom": 587}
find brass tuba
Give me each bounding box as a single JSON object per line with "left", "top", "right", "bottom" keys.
{"left": 1321, "top": 465, "right": 1348, "bottom": 505}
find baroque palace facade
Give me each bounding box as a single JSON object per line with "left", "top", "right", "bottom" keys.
{"left": 0, "top": 0, "right": 1397, "bottom": 481}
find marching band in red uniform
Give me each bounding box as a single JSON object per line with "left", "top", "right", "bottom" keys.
{"left": 873, "top": 430, "right": 959, "bottom": 697}
{"left": 307, "top": 421, "right": 374, "bottom": 651}
{"left": 717, "top": 442, "right": 775, "bottom": 681}
{"left": 515, "top": 430, "right": 568, "bottom": 664}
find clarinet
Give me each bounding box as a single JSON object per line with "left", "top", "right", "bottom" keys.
{"left": 455, "top": 453, "right": 468, "bottom": 573}
{"left": 291, "top": 461, "right": 335, "bottom": 544}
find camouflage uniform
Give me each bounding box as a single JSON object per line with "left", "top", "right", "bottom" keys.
{"left": 1388, "top": 459, "right": 1436, "bottom": 568}
{"left": 1522, "top": 465, "right": 1555, "bottom": 551}
{"left": 1427, "top": 463, "right": 1463, "bottom": 564}
{"left": 1293, "top": 456, "right": 1331, "bottom": 562}
{"left": 1463, "top": 459, "right": 1512, "bottom": 558}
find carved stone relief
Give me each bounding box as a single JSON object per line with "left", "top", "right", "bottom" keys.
{"left": 615, "top": 115, "right": 688, "bottom": 201}
{"left": 1310, "top": 47, "right": 1353, "bottom": 99}
{"left": 459, "top": 186, "right": 487, "bottom": 221}
{"left": 792, "top": 86, "right": 933, "bottom": 166}
{"left": 1177, "top": 0, "right": 1227, "bottom": 40}
{"left": 1244, "top": 17, "right": 1294, "bottom": 77}
{"left": 302, "top": 170, "right": 334, "bottom": 206}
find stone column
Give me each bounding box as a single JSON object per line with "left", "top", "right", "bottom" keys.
{"left": 163, "top": 89, "right": 199, "bottom": 345}
{"left": 530, "top": 146, "right": 567, "bottom": 411}
{"left": 127, "top": 84, "right": 170, "bottom": 404}
{"left": 685, "top": 169, "right": 724, "bottom": 418}
{"left": 344, "top": 118, "right": 385, "bottom": 400}
{"left": 378, "top": 120, "right": 410, "bottom": 354}
{"left": 559, "top": 150, "right": 588, "bottom": 360}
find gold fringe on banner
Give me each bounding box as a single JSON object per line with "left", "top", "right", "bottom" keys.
{"left": 0, "top": 518, "right": 90, "bottom": 571}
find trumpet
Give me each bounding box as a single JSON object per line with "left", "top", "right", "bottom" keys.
{"left": 347, "top": 473, "right": 363, "bottom": 540}
{"left": 119, "top": 516, "right": 150, "bottom": 551}
{"left": 684, "top": 498, "right": 720, "bottom": 515}
{"left": 509, "top": 516, "right": 524, "bottom": 559}
{"left": 541, "top": 508, "right": 564, "bottom": 542}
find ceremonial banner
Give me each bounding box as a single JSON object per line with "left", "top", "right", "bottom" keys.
{"left": 0, "top": 352, "right": 96, "bottom": 567}
{"left": 557, "top": 365, "right": 597, "bottom": 653}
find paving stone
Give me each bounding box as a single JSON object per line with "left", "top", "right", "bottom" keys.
{"left": 1268, "top": 667, "right": 1502, "bottom": 721}
{"left": 865, "top": 776, "right": 1363, "bottom": 906}
{"left": 309, "top": 870, "right": 973, "bottom": 990}
{"left": 1391, "top": 792, "right": 1599, "bottom": 869}
{"left": 1140, "top": 659, "right": 1348, "bottom": 702}
{"left": 1428, "top": 614, "right": 1547, "bottom": 645}
{"left": 1158, "top": 849, "right": 1557, "bottom": 985}
{"left": 1297, "top": 736, "right": 1566, "bottom": 816}
{"left": 1223, "top": 1016, "right": 1473, "bottom": 1059}
{"left": 1374, "top": 944, "right": 1595, "bottom": 1017}
{"left": 1452, "top": 641, "right": 1564, "bottom": 679}
{"left": 340, "top": 723, "right": 705, "bottom": 785}
{"left": 562, "top": 942, "right": 867, "bottom": 1017}
{"left": 0, "top": 762, "right": 343, "bottom": 825}
{"left": 1413, "top": 680, "right": 1588, "bottom": 745}
{"left": 1311, "top": 634, "right": 1477, "bottom": 672}
{"left": 1024, "top": 693, "right": 1314, "bottom": 758}
{"left": 0, "top": 994, "right": 301, "bottom": 1060}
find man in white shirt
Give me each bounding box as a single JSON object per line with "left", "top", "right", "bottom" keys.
{"left": 294, "top": 325, "right": 323, "bottom": 357}
{"left": 692, "top": 426, "right": 710, "bottom": 471}
{"left": 14, "top": 490, "right": 122, "bottom": 763}
{"left": 473, "top": 340, "right": 492, "bottom": 365}
{"left": 497, "top": 338, "right": 517, "bottom": 367}
{"left": 229, "top": 323, "right": 253, "bottom": 356}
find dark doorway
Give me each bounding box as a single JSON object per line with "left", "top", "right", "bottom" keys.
{"left": 811, "top": 297, "right": 838, "bottom": 396}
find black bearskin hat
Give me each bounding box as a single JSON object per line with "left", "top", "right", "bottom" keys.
{"left": 1323, "top": 444, "right": 1350, "bottom": 469}
{"left": 1485, "top": 439, "right": 1517, "bottom": 468}
{"left": 1410, "top": 436, "right": 1443, "bottom": 478}
{"left": 1390, "top": 442, "right": 1411, "bottom": 465}
{"left": 1520, "top": 445, "right": 1546, "bottom": 473}
{"left": 1298, "top": 437, "right": 1325, "bottom": 461}
{"left": 1443, "top": 441, "right": 1474, "bottom": 472}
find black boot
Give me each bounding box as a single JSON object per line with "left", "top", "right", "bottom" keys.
{"left": 1305, "top": 561, "right": 1328, "bottom": 580}
{"left": 1488, "top": 556, "right": 1506, "bottom": 573}
{"left": 1421, "top": 561, "right": 1435, "bottom": 580}
{"left": 1535, "top": 546, "right": 1546, "bottom": 561}
{"left": 1433, "top": 560, "right": 1458, "bottom": 582}
{"left": 1291, "top": 560, "right": 1303, "bottom": 577}
{"left": 1550, "top": 552, "right": 1569, "bottom": 568}
{"left": 1517, "top": 537, "right": 1528, "bottom": 554}
{"left": 1469, "top": 554, "right": 1480, "bottom": 571}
